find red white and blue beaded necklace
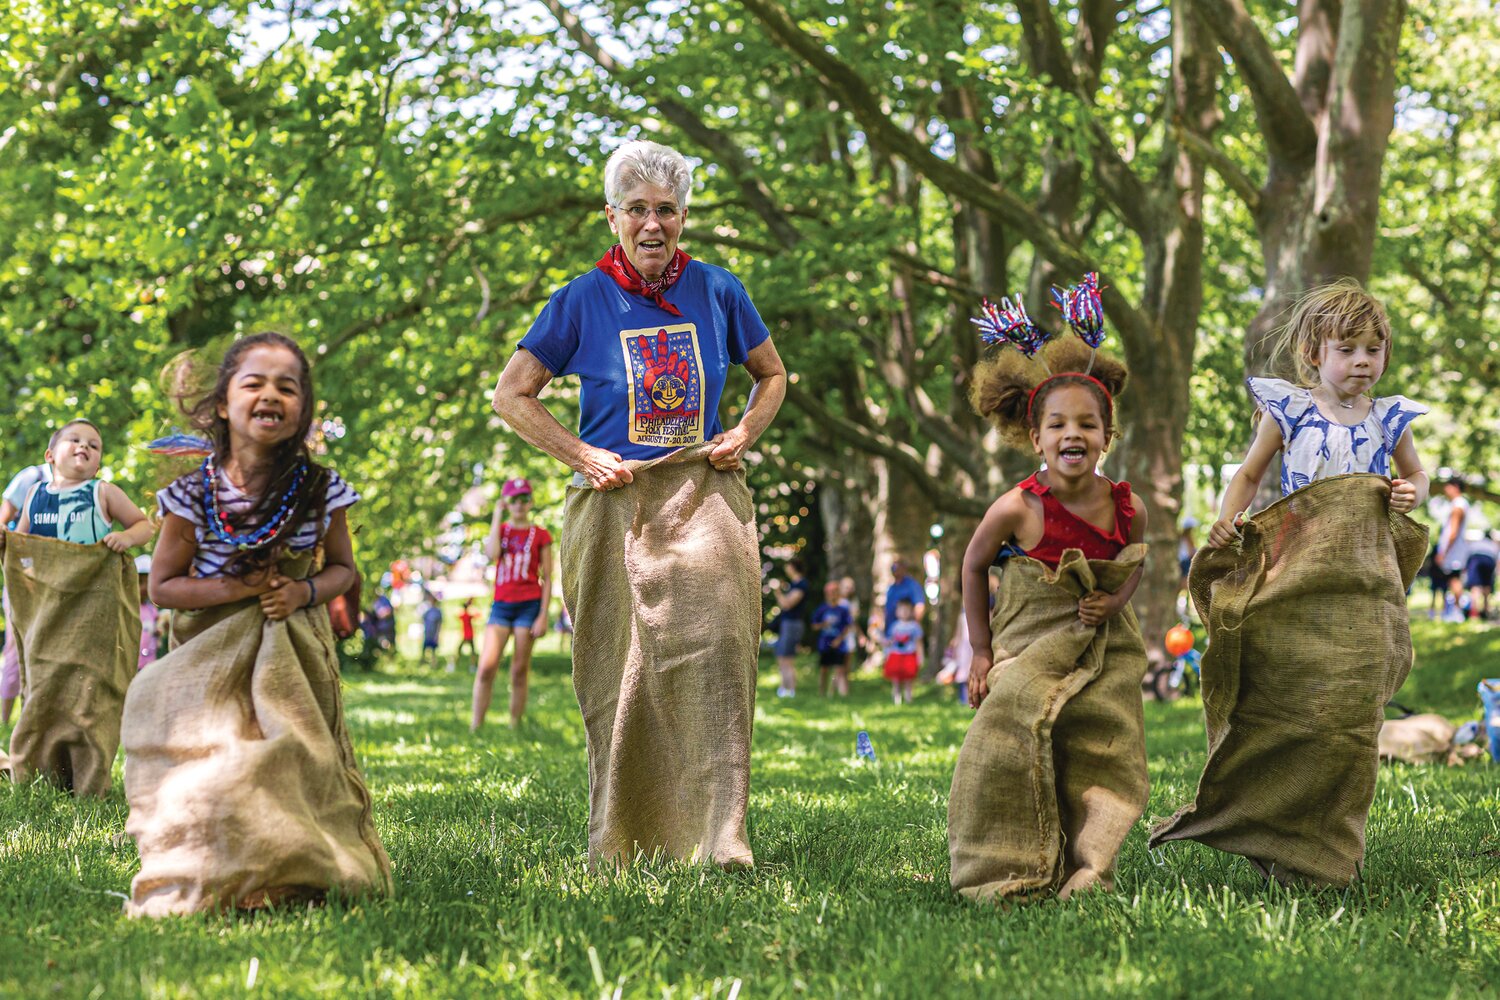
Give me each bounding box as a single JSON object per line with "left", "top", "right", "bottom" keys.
{"left": 201, "top": 456, "right": 308, "bottom": 551}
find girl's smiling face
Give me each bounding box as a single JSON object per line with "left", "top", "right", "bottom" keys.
{"left": 217, "top": 345, "right": 305, "bottom": 448}
{"left": 1029, "top": 384, "right": 1109, "bottom": 476}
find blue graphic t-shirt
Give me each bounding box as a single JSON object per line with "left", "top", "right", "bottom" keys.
{"left": 812, "top": 601, "right": 853, "bottom": 652}
{"left": 518, "top": 261, "right": 772, "bottom": 461}
{"left": 24, "top": 479, "right": 111, "bottom": 544}
{"left": 888, "top": 620, "right": 923, "bottom": 655}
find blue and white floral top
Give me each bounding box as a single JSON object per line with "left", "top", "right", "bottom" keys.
{"left": 1247, "top": 377, "right": 1427, "bottom": 496}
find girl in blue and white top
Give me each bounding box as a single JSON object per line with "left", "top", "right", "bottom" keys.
{"left": 1205, "top": 279, "right": 1429, "bottom": 550}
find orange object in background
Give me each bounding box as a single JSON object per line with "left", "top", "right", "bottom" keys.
{"left": 1164, "top": 624, "right": 1195, "bottom": 658}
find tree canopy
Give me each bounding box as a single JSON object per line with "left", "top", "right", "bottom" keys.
{"left": 3, "top": 0, "right": 1496, "bottom": 615}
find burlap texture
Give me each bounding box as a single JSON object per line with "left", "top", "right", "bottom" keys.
{"left": 561, "top": 443, "right": 760, "bottom": 867}
{"left": 1378, "top": 714, "right": 1459, "bottom": 766}
{"left": 1149, "top": 474, "right": 1427, "bottom": 885}
{"left": 121, "top": 554, "right": 392, "bottom": 917}
{"left": 0, "top": 531, "right": 140, "bottom": 797}
{"left": 948, "top": 544, "right": 1150, "bottom": 902}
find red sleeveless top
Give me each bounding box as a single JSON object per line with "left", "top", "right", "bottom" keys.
{"left": 1019, "top": 473, "right": 1135, "bottom": 567}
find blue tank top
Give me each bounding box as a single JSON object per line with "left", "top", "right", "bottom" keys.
{"left": 25, "top": 480, "right": 111, "bottom": 544}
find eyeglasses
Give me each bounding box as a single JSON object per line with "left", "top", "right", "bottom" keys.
{"left": 611, "top": 203, "right": 681, "bottom": 222}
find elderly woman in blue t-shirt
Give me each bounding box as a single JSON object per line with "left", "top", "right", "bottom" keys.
{"left": 491, "top": 140, "right": 785, "bottom": 868}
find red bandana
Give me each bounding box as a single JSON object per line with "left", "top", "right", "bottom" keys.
{"left": 595, "top": 244, "right": 692, "bottom": 317}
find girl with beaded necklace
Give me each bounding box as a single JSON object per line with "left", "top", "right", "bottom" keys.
{"left": 120, "top": 332, "right": 390, "bottom": 917}
{"left": 149, "top": 332, "right": 356, "bottom": 612}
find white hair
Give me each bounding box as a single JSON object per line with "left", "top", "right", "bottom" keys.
{"left": 604, "top": 140, "right": 693, "bottom": 208}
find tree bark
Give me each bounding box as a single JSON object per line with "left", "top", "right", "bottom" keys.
{"left": 1199, "top": 0, "right": 1409, "bottom": 372}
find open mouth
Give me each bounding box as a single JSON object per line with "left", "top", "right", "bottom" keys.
{"left": 252, "top": 409, "right": 284, "bottom": 429}
{"left": 1058, "top": 446, "right": 1089, "bottom": 464}
{"left": 637, "top": 239, "right": 666, "bottom": 253}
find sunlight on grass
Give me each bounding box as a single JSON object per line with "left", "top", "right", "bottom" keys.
{"left": 0, "top": 641, "right": 1496, "bottom": 997}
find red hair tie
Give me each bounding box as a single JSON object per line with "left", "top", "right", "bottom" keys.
{"left": 1026, "top": 372, "right": 1113, "bottom": 422}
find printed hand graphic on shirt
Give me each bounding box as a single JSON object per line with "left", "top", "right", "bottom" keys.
{"left": 638, "top": 330, "right": 693, "bottom": 414}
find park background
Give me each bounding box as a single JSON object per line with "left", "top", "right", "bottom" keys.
{"left": 1, "top": 1, "right": 1497, "bottom": 996}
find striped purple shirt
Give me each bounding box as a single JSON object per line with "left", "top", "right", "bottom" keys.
{"left": 158, "top": 467, "right": 358, "bottom": 578}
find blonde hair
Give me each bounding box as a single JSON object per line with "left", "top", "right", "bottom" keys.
{"left": 1268, "top": 278, "right": 1392, "bottom": 387}
{"left": 969, "top": 337, "right": 1128, "bottom": 451}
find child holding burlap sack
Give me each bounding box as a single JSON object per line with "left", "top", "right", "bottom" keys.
{"left": 1, "top": 420, "right": 154, "bottom": 796}
{"left": 121, "top": 332, "right": 391, "bottom": 916}
{"left": 948, "top": 278, "right": 1151, "bottom": 903}
{"left": 1151, "top": 280, "right": 1430, "bottom": 885}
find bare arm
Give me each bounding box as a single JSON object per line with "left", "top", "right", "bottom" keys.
{"left": 99, "top": 482, "right": 156, "bottom": 551}
{"left": 1078, "top": 493, "right": 1150, "bottom": 625}
{"left": 484, "top": 502, "right": 505, "bottom": 562}
{"left": 0, "top": 500, "right": 16, "bottom": 527}
{"left": 530, "top": 541, "right": 553, "bottom": 638}
{"left": 260, "top": 508, "right": 358, "bottom": 621}
{"left": 13, "top": 484, "right": 38, "bottom": 533}
{"left": 148, "top": 513, "right": 274, "bottom": 610}
{"left": 1205, "top": 412, "right": 1283, "bottom": 549}
{"left": 1389, "top": 428, "right": 1427, "bottom": 515}
{"left": 962, "top": 491, "right": 1030, "bottom": 707}
{"left": 1440, "top": 502, "right": 1465, "bottom": 556}
{"left": 492, "top": 349, "right": 634, "bottom": 491}
{"left": 708, "top": 337, "right": 787, "bottom": 471}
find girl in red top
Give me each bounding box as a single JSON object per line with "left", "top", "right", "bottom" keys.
{"left": 456, "top": 598, "right": 478, "bottom": 665}
{"left": 471, "top": 478, "right": 553, "bottom": 730}
{"left": 960, "top": 336, "right": 1146, "bottom": 708}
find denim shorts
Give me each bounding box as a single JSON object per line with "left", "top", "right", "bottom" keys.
{"left": 774, "top": 618, "right": 805, "bottom": 657}
{"left": 488, "top": 598, "right": 542, "bottom": 629}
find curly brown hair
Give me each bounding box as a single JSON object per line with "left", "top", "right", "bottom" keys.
{"left": 969, "top": 337, "right": 1129, "bottom": 450}
{"left": 163, "top": 332, "right": 330, "bottom": 579}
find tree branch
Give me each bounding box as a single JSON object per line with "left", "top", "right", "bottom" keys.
{"left": 1174, "top": 126, "right": 1263, "bottom": 215}
{"left": 543, "top": 0, "right": 803, "bottom": 249}
{"left": 784, "top": 382, "right": 987, "bottom": 518}
{"left": 1197, "top": 0, "right": 1317, "bottom": 163}
{"left": 734, "top": 0, "right": 1157, "bottom": 349}
{"left": 1016, "top": 0, "right": 1075, "bottom": 89}
{"left": 890, "top": 249, "right": 981, "bottom": 298}
{"left": 1399, "top": 258, "right": 1456, "bottom": 311}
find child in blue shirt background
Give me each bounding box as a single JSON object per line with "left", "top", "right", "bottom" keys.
{"left": 811, "top": 581, "right": 852, "bottom": 697}
{"left": 883, "top": 600, "right": 923, "bottom": 705}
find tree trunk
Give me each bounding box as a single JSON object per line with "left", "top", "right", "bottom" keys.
{"left": 819, "top": 460, "right": 877, "bottom": 621}
{"left": 1108, "top": 0, "right": 1219, "bottom": 664}
{"left": 1206, "top": 0, "right": 1410, "bottom": 371}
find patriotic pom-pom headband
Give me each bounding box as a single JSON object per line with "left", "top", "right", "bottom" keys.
{"left": 971, "top": 272, "right": 1114, "bottom": 418}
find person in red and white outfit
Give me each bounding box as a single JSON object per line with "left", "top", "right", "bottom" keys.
{"left": 471, "top": 478, "right": 553, "bottom": 730}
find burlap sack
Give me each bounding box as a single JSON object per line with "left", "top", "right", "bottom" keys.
{"left": 0, "top": 531, "right": 140, "bottom": 797}
{"left": 1149, "top": 474, "right": 1427, "bottom": 886}
{"left": 949, "top": 544, "right": 1150, "bottom": 902}
{"left": 1378, "top": 714, "right": 1460, "bottom": 766}
{"left": 120, "top": 554, "right": 392, "bottom": 917}
{"left": 561, "top": 443, "right": 760, "bottom": 867}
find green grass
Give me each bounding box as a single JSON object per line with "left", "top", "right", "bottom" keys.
{"left": 1, "top": 623, "right": 1497, "bottom": 998}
